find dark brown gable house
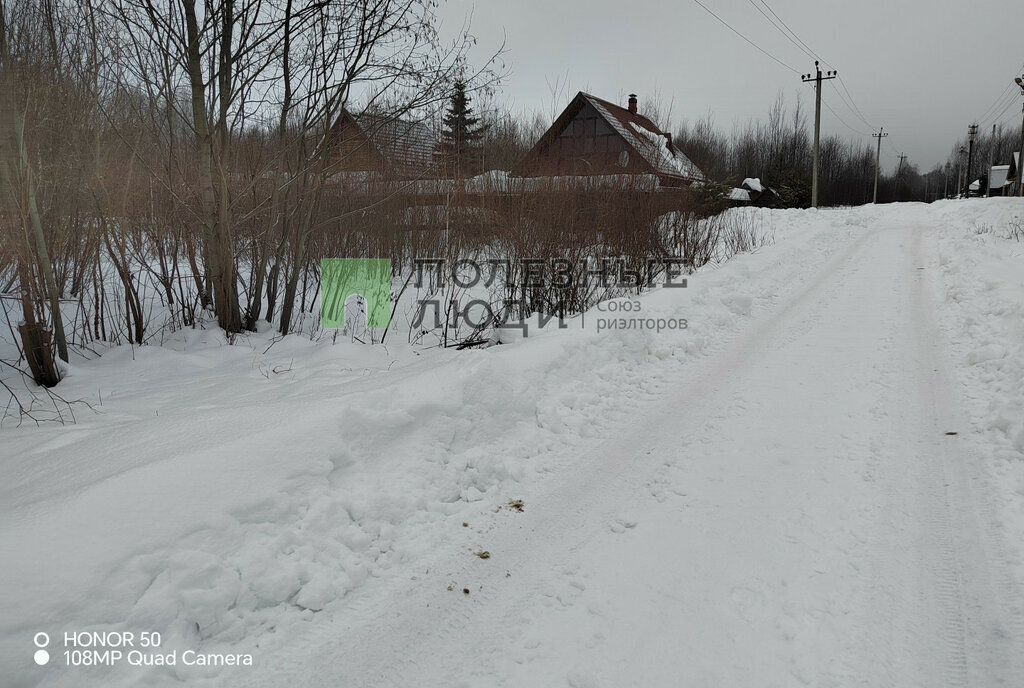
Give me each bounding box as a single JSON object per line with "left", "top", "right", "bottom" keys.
{"left": 513, "top": 92, "right": 704, "bottom": 187}
{"left": 325, "top": 109, "right": 436, "bottom": 180}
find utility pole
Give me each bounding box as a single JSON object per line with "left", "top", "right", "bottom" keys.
{"left": 1016, "top": 76, "right": 1024, "bottom": 197}
{"left": 872, "top": 127, "right": 887, "bottom": 203}
{"left": 985, "top": 123, "right": 996, "bottom": 198}
{"left": 802, "top": 61, "right": 837, "bottom": 208}
{"left": 966, "top": 123, "right": 978, "bottom": 196}
{"left": 957, "top": 147, "right": 966, "bottom": 198}
{"left": 944, "top": 162, "right": 951, "bottom": 199}
{"left": 895, "top": 153, "right": 908, "bottom": 200}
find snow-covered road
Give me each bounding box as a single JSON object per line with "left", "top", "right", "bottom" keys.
{"left": 226, "top": 216, "right": 1023, "bottom": 687}
{"left": 3, "top": 202, "right": 1024, "bottom": 688}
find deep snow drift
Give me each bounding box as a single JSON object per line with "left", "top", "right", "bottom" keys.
{"left": 2, "top": 200, "right": 1023, "bottom": 687}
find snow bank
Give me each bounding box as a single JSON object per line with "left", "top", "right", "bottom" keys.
{"left": 930, "top": 198, "right": 1024, "bottom": 578}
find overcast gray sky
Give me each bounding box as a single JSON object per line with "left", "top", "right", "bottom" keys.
{"left": 439, "top": 0, "right": 1024, "bottom": 173}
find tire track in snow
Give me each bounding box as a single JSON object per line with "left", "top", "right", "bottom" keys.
{"left": 909, "top": 225, "right": 970, "bottom": 687}
{"left": 906, "top": 224, "right": 1024, "bottom": 687}
{"left": 832, "top": 227, "right": 907, "bottom": 688}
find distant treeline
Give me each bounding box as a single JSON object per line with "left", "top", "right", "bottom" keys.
{"left": 669, "top": 93, "right": 1021, "bottom": 206}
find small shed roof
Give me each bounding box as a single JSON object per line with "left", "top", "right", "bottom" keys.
{"left": 355, "top": 113, "right": 436, "bottom": 177}
{"left": 323, "top": 108, "right": 437, "bottom": 178}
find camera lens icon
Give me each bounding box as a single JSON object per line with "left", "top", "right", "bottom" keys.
{"left": 33, "top": 633, "right": 50, "bottom": 666}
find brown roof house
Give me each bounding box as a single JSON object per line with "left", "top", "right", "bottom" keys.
{"left": 512, "top": 92, "right": 704, "bottom": 187}
{"left": 324, "top": 109, "right": 437, "bottom": 180}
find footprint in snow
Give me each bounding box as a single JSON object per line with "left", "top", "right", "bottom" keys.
{"left": 610, "top": 515, "right": 638, "bottom": 533}
{"left": 566, "top": 670, "right": 602, "bottom": 688}
{"left": 721, "top": 295, "right": 753, "bottom": 316}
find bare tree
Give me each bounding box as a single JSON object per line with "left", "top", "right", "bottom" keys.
{"left": 0, "top": 0, "right": 82, "bottom": 385}
{"left": 97, "top": 0, "right": 500, "bottom": 337}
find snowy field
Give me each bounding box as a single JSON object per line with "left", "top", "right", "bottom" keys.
{"left": 2, "top": 200, "right": 1024, "bottom": 687}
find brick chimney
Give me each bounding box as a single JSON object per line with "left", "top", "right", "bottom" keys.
{"left": 628, "top": 93, "right": 637, "bottom": 114}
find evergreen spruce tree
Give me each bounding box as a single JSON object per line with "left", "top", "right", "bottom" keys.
{"left": 438, "top": 80, "right": 486, "bottom": 178}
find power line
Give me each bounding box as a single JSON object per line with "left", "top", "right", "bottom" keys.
{"left": 977, "top": 83, "right": 1017, "bottom": 123}
{"left": 689, "top": 0, "right": 801, "bottom": 75}
{"left": 745, "top": 0, "right": 816, "bottom": 62}
{"left": 997, "top": 107, "right": 1024, "bottom": 130}
{"left": 979, "top": 85, "right": 1018, "bottom": 125}
{"left": 976, "top": 60, "right": 1024, "bottom": 123}
{"left": 828, "top": 81, "right": 875, "bottom": 131}
{"left": 746, "top": 0, "right": 878, "bottom": 131}
{"left": 755, "top": 0, "right": 831, "bottom": 68}
{"left": 988, "top": 93, "right": 1021, "bottom": 127}
{"left": 694, "top": 0, "right": 885, "bottom": 156}
{"left": 882, "top": 135, "right": 900, "bottom": 166}
{"left": 836, "top": 76, "right": 874, "bottom": 129}
{"left": 821, "top": 95, "right": 871, "bottom": 137}
{"left": 983, "top": 89, "right": 1021, "bottom": 127}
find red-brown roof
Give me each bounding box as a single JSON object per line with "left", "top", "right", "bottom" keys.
{"left": 513, "top": 91, "right": 704, "bottom": 184}
{"left": 580, "top": 93, "right": 703, "bottom": 182}
{"left": 324, "top": 108, "right": 437, "bottom": 179}
{"left": 355, "top": 113, "right": 436, "bottom": 177}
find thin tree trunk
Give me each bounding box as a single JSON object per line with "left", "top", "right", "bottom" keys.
{"left": 15, "top": 113, "right": 68, "bottom": 362}
{"left": 182, "top": 0, "right": 241, "bottom": 333}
